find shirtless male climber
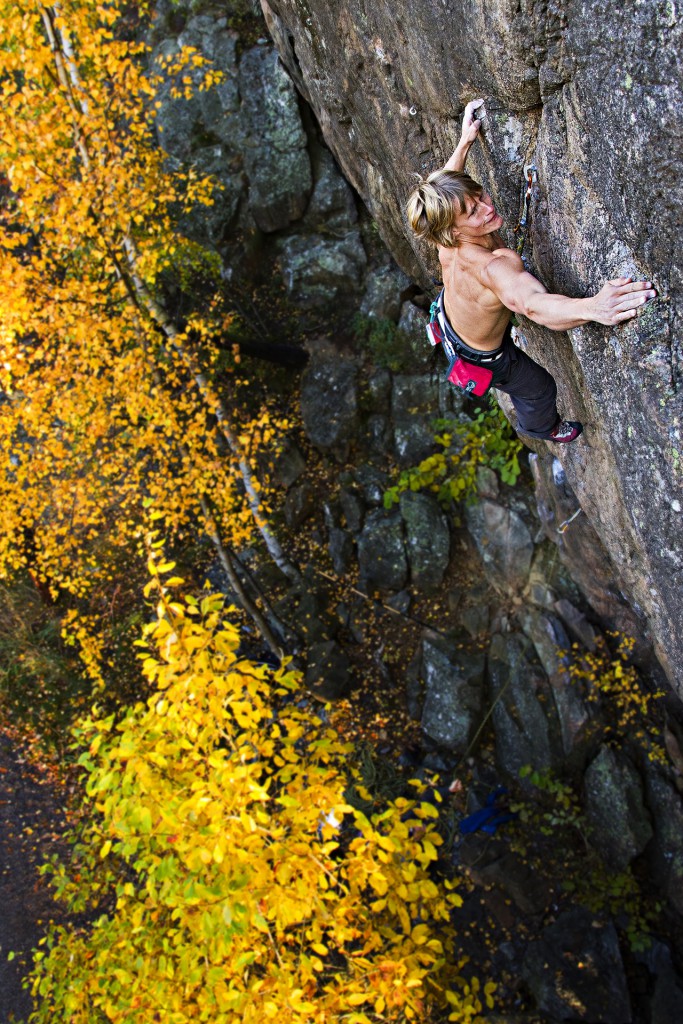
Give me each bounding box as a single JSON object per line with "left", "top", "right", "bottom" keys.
{"left": 406, "top": 100, "right": 657, "bottom": 442}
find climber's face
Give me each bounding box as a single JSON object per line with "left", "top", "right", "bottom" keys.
{"left": 452, "top": 191, "right": 503, "bottom": 242}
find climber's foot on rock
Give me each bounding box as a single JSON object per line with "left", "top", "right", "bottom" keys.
{"left": 549, "top": 419, "right": 583, "bottom": 443}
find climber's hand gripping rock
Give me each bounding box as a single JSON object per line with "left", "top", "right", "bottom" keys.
{"left": 460, "top": 98, "right": 484, "bottom": 144}
{"left": 586, "top": 277, "right": 658, "bottom": 326}
{"left": 444, "top": 99, "right": 485, "bottom": 172}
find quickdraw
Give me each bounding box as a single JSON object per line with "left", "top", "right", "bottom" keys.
{"left": 515, "top": 162, "right": 538, "bottom": 259}
{"left": 557, "top": 507, "right": 583, "bottom": 534}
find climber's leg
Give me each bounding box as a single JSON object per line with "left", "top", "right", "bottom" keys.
{"left": 492, "top": 337, "right": 566, "bottom": 440}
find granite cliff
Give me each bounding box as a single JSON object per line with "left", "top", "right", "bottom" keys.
{"left": 260, "top": 0, "right": 683, "bottom": 690}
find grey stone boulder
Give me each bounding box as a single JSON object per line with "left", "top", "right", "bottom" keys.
{"left": 583, "top": 746, "right": 653, "bottom": 870}
{"left": 521, "top": 608, "right": 571, "bottom": 679}
{"left": 392, "top": 420, "right": 438, "bottom": 468}
{"left": 386, "top": 590, "right": 411, "bottom": 614}
{"left": 459, "top": 603, "right": 490, "bottom": 638}
{"left": 364, "top": 414, "right": 391, "bottom": 454}
{"left": 489, "top": 633, "right": 562, "bottom": 779}
{"left": 357, "top": 509, "right": 407, "bottom": 592}
{"left": 554, "top": 597, "right": 600, "bottom": 652}
{"left": 353, "top": 465, "right": 388, "bottom": 506}
{"left": 521, "top": 609, "right": 594, "bottom": 765}
{"left": 300, "top": 358, "right": 358, "bottom": 454}
{"left": 642, "top": 942, "right": 683, "bottom": 1024}
{"left": 328, "top": 526, "right": 354, "bottom": 576}
{"left": 280, "top": 586, "right": 337, "bottom": 645}
{"left": 322, "top": 498, "right": 341, "bottom": 530}
{"left": 277, "top": 230, "right": 366, "bottom": 306}
{"left": 420, "top": 637, "right": 486, "bottom": 753}
{"left": 339, "top": 487, "right": 365, "bottom": 533}
{"left": 284, "top": 482, "right": 315, "bottom": 528}
{"left": 396, "top": 301, "right": 433, "bottom": 372}
{"left": 522, "top": 908, "right": 632, "bottom": 1023}
{"left": 391, "top": 374, "right": 442, "bottom": 416}
{"left": 154, "top": 21, "right": 241, "bottom": 159}
{"left": 459, "top": 837, "right": 551, "bottom": 915}
{"left": 366, "top": 368, "right": 392, "bottom": 413}
{"left": 152, "top": 24, "right": 243, "bottom": 242}
{"left": 475, "top": 466, "right": 499, "bottom": 500}
{"left": 238, "top": 47, "right": 312, "bottom": 231}
{"left": 390, "top": 374, "right": 443, "bottom": 467}
{"left": 465, "top": 500, "right": 534, "bottom": 594}
{"left": 177, "top": 14, "right": 240, "bottom": 69}
{"left": 270, "top": 440, "right": 306, "bottom": 489}
{"left": 360, "top": 265, "right": 411, "bottom": 322}
{"left": 530, "top": 453, "right": 648, "bottom": 662}
{"left": 303, "top": 146, "right": 358, "bottom": 232}
{"left": 399, "top": 491, "right": 450, "bottom": 592}
{"left": 305, "top": 640, "right": 355, "bottom": 700}
{"left": 644, "top": 769, "right": 683, "bottom": 915}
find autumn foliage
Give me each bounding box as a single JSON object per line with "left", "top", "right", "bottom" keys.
{"left": 30, "top": 548, "right": 493, "bottom": 1022}
{"left": 0, "top": 0, "right": 293, "bottom": 652}
{"left": 2, "top": 6, "right": 494, "bottom": 1020}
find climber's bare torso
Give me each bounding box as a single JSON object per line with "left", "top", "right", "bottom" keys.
{"left": 436, "top": 183, "right": 520, "bottom": 352}
{"left": 438, "top": 235, "right": 514, "bottom": 352}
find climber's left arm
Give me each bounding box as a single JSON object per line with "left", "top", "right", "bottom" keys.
{"left": 483, "top": 249, "right": 657, "bottom": 329}
{"left": 444, "top": 99, "right": 484, "bottom": 172}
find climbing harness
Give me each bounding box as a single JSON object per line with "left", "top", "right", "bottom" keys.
{"left": 515, "top": 163, "right": 538, "bottom": 261}
{"left": 557, "top": 507, "right": 583, "bottom": 534}
{"left": 427, "top": 292, "right": 501, "bottom": 397}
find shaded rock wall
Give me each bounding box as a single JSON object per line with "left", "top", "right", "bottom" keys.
{"left": 151, "top": 8, "right": 367, "bottom": 319}
{"left": 260, "top": 0, "right": 683, "bottom": 689}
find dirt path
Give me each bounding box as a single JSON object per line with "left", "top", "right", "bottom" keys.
{"left": 0, "top": 730, "right": 68, "bottom": 1024}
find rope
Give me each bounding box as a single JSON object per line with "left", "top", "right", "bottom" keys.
{"left": 453, "top": 673, "right": 513, "bottom": 772}
{"left": 310, "top": 567, "right": 458, "bottom": 643}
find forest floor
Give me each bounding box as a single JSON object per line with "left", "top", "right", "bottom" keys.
{"left": 0, "top": 728, "right": 69, "bottom": 1024}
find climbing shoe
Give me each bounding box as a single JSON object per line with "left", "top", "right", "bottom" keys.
{"left": 549, "top": 419, "right": 583, "bottom": 443}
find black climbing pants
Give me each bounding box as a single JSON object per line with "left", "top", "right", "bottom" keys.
{"left": 488, "top": 331, "right": 559, "bottom": 439}
{"left": 436, "top": 295, "right": 559, "bottom": 439}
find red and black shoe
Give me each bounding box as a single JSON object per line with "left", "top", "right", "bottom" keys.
{"left": 549, "top": 419, "right": 583, "bottom": 443}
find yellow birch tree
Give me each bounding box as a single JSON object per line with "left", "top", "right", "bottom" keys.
{"left": 0, "top": 1, "right": 296, "bottom": 663}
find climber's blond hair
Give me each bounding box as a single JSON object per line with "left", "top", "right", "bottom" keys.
{"left": 406, "top": 169, "right": 483, "bottom": 248}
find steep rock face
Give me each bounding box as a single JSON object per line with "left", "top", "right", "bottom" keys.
{"left": 261, "top": 0, "right": 683, "bottom": 688}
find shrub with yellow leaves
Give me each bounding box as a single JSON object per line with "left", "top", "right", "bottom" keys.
{"left": 566, "top": 634, "right": 666, "bottom": 762}
{"left": 384, "top": 402, "right": 522, "bottom": 514}
{"left": 29, "top": 550, "right": 494, "bottom": 1022}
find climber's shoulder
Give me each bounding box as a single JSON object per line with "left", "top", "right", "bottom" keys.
{"left": 480, "top": 246, "right": 528, "bottom": 288}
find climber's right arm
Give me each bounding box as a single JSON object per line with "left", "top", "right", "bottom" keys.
{"left": 482, "top": 249, "right": 657, "bottom": 329}
{"left": 444, "top": 99, "right": 484, "bottom": 173}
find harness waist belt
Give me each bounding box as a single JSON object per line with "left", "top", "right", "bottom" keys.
{"left": 437, "top": 293, "right": 506, "bottom": 364}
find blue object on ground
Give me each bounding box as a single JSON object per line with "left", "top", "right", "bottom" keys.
{"left": 458, "top": 786, "right": 518, "bottom": 836}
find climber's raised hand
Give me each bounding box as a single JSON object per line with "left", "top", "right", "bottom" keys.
{"left": 460, "top": 99, "right": 484, "bottom": 144}
{"left": 444, "top": 99, "right": 485, "bottom": 172}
